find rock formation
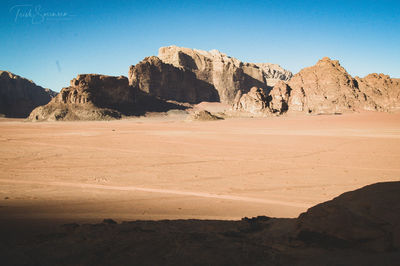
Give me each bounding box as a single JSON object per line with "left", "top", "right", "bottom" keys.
{"left": 189, "top": 110, "right": 223, "bottom": 121}
{"left": 129, "top": 46, "right": 292, "bottom": 104}
{"left": 356, "top": 73, "right": 400, "bottom": 112}
{"left": 129, "top": 56, "right": 220, "bottom": 104}
{"left": 233, "top": 57, "right": 400, "bottom": 115}
{"left": 0, "top": 71, "right": 56, "bottom": 118}
{"left": 232, "top": 87, "right": 269, "bottom": 115}
{"left": 287, "top": 57, "right": 379, "bottom": 114}
{"left": 297, "top": 181, "right": 400, "bottom": 252}
{"left": 29, "top": 74, "right": 135, "bottom": 121}
{"left": 267, "top": 80, "right": 291, "bottom": 114}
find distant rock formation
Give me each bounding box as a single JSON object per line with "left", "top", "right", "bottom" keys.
{"left": 0, "top": 71, "right": 56, "bottom": 118}
{"left": 129, "top": 56, "right": 220, "bottom": 104}
{"left": 232, "top": 81, "right": 291, "bottom": 115}
{"left": 287, "top": 57, "right": 378, "bottom": 114}
{"left": 189, "top": 110, "right": 223, "bottom": 121}
{"left": 233, "top": 57, "right": 400, "bottom": 115}
{"left": 297, "top": 181, "right": 400, "bottom": 252}
{"left": 129, "top": 46, "right": 292, "bottom": 104}
{"left": 356, "top": 73, "right": 400, "bottom": 112}
{"left": 29, "top": 74, "right": 135, "bottom": 121}
{"left": 232, "top": 87, "right": 269, "bottom": 115}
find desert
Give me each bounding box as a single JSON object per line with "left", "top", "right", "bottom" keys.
{"left": 2, "top": 1, "right": 400, "bottom": 264}
{"left": 1, "top": 110, "right": 400, "bottom": 265}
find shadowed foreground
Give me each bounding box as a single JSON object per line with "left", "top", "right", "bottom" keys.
{"left": 1, "top": 182, "right": 399, "bottom": 266}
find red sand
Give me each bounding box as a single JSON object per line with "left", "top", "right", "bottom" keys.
{"left": 0, "top": 112, "right": 399, "bottom": 223}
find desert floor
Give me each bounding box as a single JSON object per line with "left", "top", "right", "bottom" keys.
{"left": 1, "top": 112, "right": 400, "bottom": 228}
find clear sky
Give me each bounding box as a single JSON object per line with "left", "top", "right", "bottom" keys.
{"left": 1, "top": 0, "right": 399, "bottom": 92}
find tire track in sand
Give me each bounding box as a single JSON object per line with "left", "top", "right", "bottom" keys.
{"left": 0, "top": 178, "right": 310, "bottom": 208}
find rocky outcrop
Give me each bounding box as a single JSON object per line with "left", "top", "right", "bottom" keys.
{"left": 189, "top": 110, "right": 223, "bottom": 121}
{"left": 268, "top": 80, "right": 291, "bottom": 114}
{"left": 232, "top": 87, "right": 269, "bottom": 115}
{"left": 0, "top": 71, "right": 56, "bottom": 118}
{"left": 129, "top": 46, "right": 292, "bottom": 104}
{"left": 233, "top": 57, "right": 400, "bottom": 115}
{"left": 29, "top": 74, "right": 135, "bottom": 121}
{"left": 297, "top": 182, "right": 400, "bottom": 252}
{"left": 129, "top": 56, "right": 220, "bottom": 104}
{"left": 232, "top": 81, "right": 291, "bottom": 115}
{"left": 356, "top": 73, "right": 400, "bottom": 112}
{"left": 287, "top": 57, "right": 378, "bottom": 114}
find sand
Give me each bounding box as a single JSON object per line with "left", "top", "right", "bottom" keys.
{"left": 0, "top": 112, "right": 400, "bottom": 225}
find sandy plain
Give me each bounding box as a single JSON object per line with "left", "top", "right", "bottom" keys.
{"left": 0, "top": 111, "right": 399, "bottom": 227}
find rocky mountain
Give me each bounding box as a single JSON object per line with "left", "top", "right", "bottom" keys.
{"left": 233, "top": 57, "right": 400, "bottom": 115}
{"left": 129, "top": 56, "right": 220, "bottom": 104}
{"left": 0, "top": 71, "right": 56, "bottom": 118}
{"left": 129, "top": 46, "right": 292, "bottom": 104}
{"left": 356, "top": 73, "right": 400, "bottom": 112}
{"left": 287, "top": 57, "right": 378, "bottom": 114}
{"left": 29, "top": 74, "right": 135, "bottom": 121}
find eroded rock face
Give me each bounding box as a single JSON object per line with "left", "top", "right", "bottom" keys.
{"left": 234, "top": 57, "right": 400, "bottom": 116}
{"left": 268, "top": 80, "right": 291, "bottom": 114}
{"left": 29, "top": 74, "right": 135, "bottom": 121}
{"left": 129, "top": 56, "right": 220, "bottom": 104}
{"left": 356, "top": 73, "right": 400, "bottom": 111}
{"left": 297, "top": 182, "right": 400, "bottom": 252}
{"left": 287, "top": 57, "right": 378, "bottom": 114}
{"left": 0, "top": 71, "right": 56, "bottom": 118}
{"left": 189, "top": 110, "right": 223, "bottom": 121}
{"left": 129, "top": 46, "right": 292, "bottom": 104}
{"left": 232, "top": 81, "right": 291, "bottom": 115}
{"left": 232, "top": 87, "right": 269, "bottom": 115}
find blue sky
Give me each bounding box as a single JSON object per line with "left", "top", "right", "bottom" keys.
{"left": 1, "top": 0, "right": 399, "bottom": 92}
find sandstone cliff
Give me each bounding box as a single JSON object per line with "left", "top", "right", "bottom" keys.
{"left": 233, "top": 57, "right": 400, "bottom": 115}
{"left": 287, "top": 57, "right": 378, "bottom": 114}
{"left": 129, "top": 46, "right": 292, "bottom": 104}
{"left": 356, "top": 73, "right": 400, "bottom": 112}
{"left": 129, "top": 56, "right": 220, "bottom": 104}
{"left": 29, "top": 74, "right": 135, "bottom": 121}
{"left": 0, "top": 71, "right": 56, "bottom": 118}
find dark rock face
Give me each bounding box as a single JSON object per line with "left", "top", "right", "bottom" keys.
{"left": 29, "top": 74, "right": 135, "bottom": 121}
{"left": 129, "top": 56, "right": 220, "bottom": 104}
{"left": 297, "top": 182, "right": 400, "bottom": 252}
{"left": 129, "top": 46, "right": 292, "bottom": 105}
{"left": 0, "top": 71, "right": 56, "bottom": 118}
{"left": 57, "top": 74, "right": 135, "bottom": 113}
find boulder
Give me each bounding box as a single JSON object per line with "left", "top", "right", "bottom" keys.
{"left": 268, "top": 80, "right": 291, "bottom": 114}
{"left": 232, "top": 87, "right": 269, "bottom": 115}
{"left": 0, "top": 71, "right": 56, "bottom": 118}
{"left": 29, "top": 74, "right": 135, "bottom": 121}
{"left": 189, "top": 110, "right": 223, "bottom": 121}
